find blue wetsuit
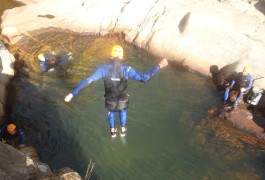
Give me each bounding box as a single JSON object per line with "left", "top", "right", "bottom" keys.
{"left": 39, "top": 53, "right": 71, "bottom": 73}
{"left": 224, "top": 72, "right": 253, "bottom": 103}
{"left": 71, "top": 59, "right": 160, "bottom": 129}
{"left": 39, "top": 53, "right": 53, "bottom": 73}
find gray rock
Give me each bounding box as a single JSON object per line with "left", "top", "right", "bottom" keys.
{"left": 1, "top": 0, "right": 265, "bottom": 89}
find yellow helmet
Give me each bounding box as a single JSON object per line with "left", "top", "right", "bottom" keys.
{"left": 7, "top": 124, "right": 16, "bottom": 134}
{"left": 243, "top": 66, "right": 251, "bottom": 73}
{"left": 38, "top": 53, "right": 45, "bottom": 61}
{"left": 111, "top": 45, "right": 123, "bottom": 59}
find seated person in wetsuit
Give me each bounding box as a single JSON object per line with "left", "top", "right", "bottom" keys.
{"left": 0, "top": 123, "right": 27, "bottom": 148}
{"left": 223, "top": 66, "right": 253, "bottom": 108}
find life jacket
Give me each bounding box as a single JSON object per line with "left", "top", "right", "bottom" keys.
{"left": 104, "top": 59, "right": 129, "bottom": 111}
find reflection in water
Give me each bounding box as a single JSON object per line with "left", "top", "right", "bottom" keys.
{"left": 10, "top": 31, "right": 265, "bottom": 179}
{"left": 119, "top": 136, "right": 127, "bottom": 145}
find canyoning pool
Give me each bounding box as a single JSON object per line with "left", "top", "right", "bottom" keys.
{"left": 7, "top": 31, "right": 265, "bottom": 179}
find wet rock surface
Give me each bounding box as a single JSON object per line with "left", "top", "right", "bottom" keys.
{"left": 207, "top": 98, "right": 265, "bottom": 147}
{"left": 1, "top": 0, "right": 265, "bottom": 89}
{"left": 223, "top": 105, "right": 265, "bottom": 139}
{"left": 0, "top": 143, "right": 82, "bottom": 179}
{"left": 0, "top": 143, "right": 31, "bottom": 180}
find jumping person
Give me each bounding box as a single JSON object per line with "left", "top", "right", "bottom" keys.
{"left": 223, "top": 66, "right": 253, "bottom": 108}
{"left": 0, "top": 123, "right": 27, "bottom": 148}
{"left": 64, "top": 45, "right": 168, "bottom": 137}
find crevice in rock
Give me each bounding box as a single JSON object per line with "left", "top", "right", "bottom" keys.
{"left": 37, "top": 14, "right": 55, "bottom": 19}
{"left": 178, "top": 12, "right": 191, "bottom": 34}
{"left": 112, "top": 1, "right": 131, "bottom": 31}
{"left": 145, "top": 4, "right": 168, "bottom": 50}
{"left": 132, "top": 0, "right": 163, "bottom": 45}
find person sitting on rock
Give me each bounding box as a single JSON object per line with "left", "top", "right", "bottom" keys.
{"left": 38, "top": 52, "right": 72, "bottom": 73}
{"left": 223, "top": 66, "right": 253, "bottom": 108}
{"left": 0, "top": 123, "right": 27, "bottom": 148}
{"left": 209, "top": 63, "right": 237, "bottom": 91}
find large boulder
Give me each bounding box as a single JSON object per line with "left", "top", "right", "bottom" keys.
{"left": 0, "top": 143, "right": 82, "bottom": 179}
{"left": 1, "top": 0, "right": 265, "bottom": 88}
{"left": 223, "top": 107, "right": 265, "bottom": 140}
{"left": 0, "top": 143, "right": 44, "bottom": 180}
{"left": 0, "top": 40, "right": 15, "bottom": 120}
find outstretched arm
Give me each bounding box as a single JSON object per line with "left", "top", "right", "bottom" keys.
{"left": 64, "top": 66, "right": 105, "bottom": 102}
{"left": 128, "top": 58, "right": 168, "bottom": 82}
{"left": 64, "top": 78, "right": 94, "bottom": 102}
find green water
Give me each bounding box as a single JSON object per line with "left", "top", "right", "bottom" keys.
{"left": 10, "top": 31, "right": 265, "bottom": 180}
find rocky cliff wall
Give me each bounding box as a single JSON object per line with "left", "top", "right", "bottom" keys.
{"left": 1, "top": 0, "right": 265, "bottom": 88}
{"left": 0, "top": 39, "right": 15, "bottom": 121}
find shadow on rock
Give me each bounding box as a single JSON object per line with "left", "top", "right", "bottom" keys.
{"left": 6, "top": 58, "right": 92, "bottom": 178}
{"left": 254, "top": 0, "right": 265, "bottom": 15}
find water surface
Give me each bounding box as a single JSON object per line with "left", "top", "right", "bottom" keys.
{"left": 11, "top": 32, "right": 265, "bottom": 180}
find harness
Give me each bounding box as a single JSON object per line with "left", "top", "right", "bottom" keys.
{"left": 104, "top": 60, "right": 129, "bottom": 111}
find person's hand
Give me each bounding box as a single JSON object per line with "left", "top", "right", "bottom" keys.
{"left": 240, "top": 87, "right": 246, "bottom": 92}
{"left": 158, "top": 58, "right": 168, "bottom": 69}
{"left": 65, "top": 93, "right": 73, "bottom": 102}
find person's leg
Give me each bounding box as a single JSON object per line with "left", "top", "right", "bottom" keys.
{"left": 224, "top": 87, "right": 230, "bottom": 104}
{"left": 236, "top": 90, "right": 243, "bottom": 102}
{"left": 108, "top": 111, "right": 117, "bottom": 137}
{"left": 233, "top": 90, "right": 243, "bottom": 108}
{"left": 119, "top": 109, "right": 127, "bottom": 136}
